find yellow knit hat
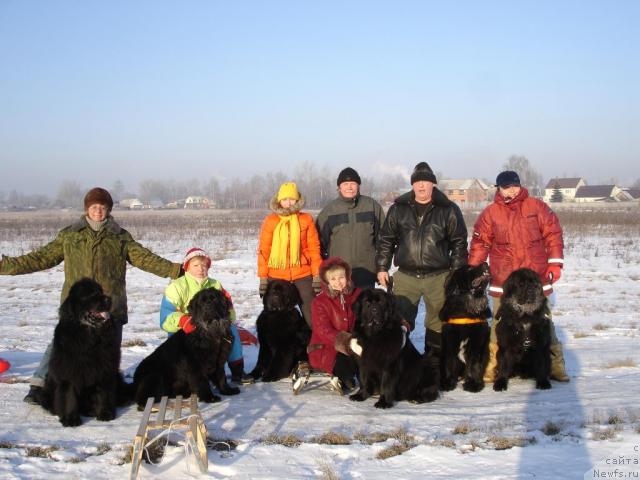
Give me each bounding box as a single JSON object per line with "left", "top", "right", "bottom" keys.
{"left": 277, "top": 182, "right": 300, "bottom": 202}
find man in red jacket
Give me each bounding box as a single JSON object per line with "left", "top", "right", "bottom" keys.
{"left": 468, "top": 171, "right": 569, "bottom": 382}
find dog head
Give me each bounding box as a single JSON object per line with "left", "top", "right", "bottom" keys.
{"left": 501, "top": 268, "right": 546, "bottom": 316}
{"left": 263, "top": 279, "right": 300, "bottom": 312}
{"left": 440, "top": 263, "right": 491, "bottom": 321}
{"left": 187, "top": 288, "right": 232, "bottom": 336}
{"left": 352, "top": 288, "right": 397, "bottom": 337}
{"left": 60, "top": 278, "right": 112, "bottom": 327}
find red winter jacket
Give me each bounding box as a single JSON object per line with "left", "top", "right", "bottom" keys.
{"left": 308, "top": 257, "right": 361, "bottom": 375}
{"left": 468, "top": 188, "right": 563, "bottom": 297}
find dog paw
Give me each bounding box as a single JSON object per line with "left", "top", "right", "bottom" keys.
{"left": 462, "top": 380, "right": 484, "bottom": 393}
{"left": 493, "top": 378, "right": 508, "bottom": 391}
{"left": 349, "top": 392, "right": 366, "bottom": 402}
{"left": 374, "top": 399, "right": 392, "bottom": 409}
{"left": 440, "top": 379, "right": 457, "bottom": 392}
{"left": 222, "top": 386, "right": 241, "bottom": 396}
{"left": 60, "top": 414, "right": 82, "bottom": 427}
{"left": 96, "top": 409, "right": 116, "bottom": 422}
{"left": 201, "top": 393, "right": 221, "bottom": 403}
{"left": 536, "top": 379, "right": 552, "bottom": 390}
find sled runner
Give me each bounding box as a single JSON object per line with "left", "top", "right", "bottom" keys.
{"left": 130, "top": 394, "right": 208, "bottom": 479}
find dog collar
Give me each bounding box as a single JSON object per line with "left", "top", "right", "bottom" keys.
{"left": 447, "top": 318, "right": 487, "bottom": 325}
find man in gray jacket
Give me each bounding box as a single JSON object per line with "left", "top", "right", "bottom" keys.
{"left": 376, "top": 162, "right": 468, "bottom": 355}
{"left": 316, "top": 167, "right": 385, "bottom": 289}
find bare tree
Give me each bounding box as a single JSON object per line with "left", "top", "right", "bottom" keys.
{"left": 56, "top": 180, "right": 84, "bottom": 208}
{"left": 111, "top": 180, "right": 126, "bottom": 202}
{"left": 502, "top": 155, "right": 543, "bottom": 193}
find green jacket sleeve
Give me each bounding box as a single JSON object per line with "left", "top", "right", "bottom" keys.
{"left": 0, "top": 234, "right": 64, "bottom": 275}
{"left": 125, "top": 236, "right": 181, "bottom": 278}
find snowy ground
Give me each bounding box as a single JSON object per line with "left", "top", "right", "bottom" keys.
{"left": 1, "top": 210, "right": 639, "bottom": 479}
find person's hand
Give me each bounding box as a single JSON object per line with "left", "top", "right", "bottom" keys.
{"left": 178, "top": 315, "right": 196, "bottom": 334}
{"left": 312, "top": 276, "right": 322, "bottom": 295}
{"left": 334, "top": 331, "right": 353, "bottom": 355}
{"left": 545, "top": 264, "right": 562, "bottom": 284}
{"left": 259, "top": 278, "right": 268, "bottom": 297}
{"left": 377, "top": 271, "right": 389, "bottom": 288}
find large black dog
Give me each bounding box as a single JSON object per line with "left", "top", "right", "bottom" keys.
{"left": 250, "top": 279, "right": 311, "bottom": 382}
{"left": 350, "top": 289, "right": 439, "bottom": 409}
{"left": 133, "top": 288, "right": 239, "bottom": 408}
{"left": 440, "top": 263, "right": 491, "bottom": 393}
{"left": 493, "top": 268, "right": 552, "bottom": 391}
{"left": 42, "top": 278, "right": 129, "bottom": 427}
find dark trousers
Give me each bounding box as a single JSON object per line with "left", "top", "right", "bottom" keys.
{"left": 292, "top": 276, "right": 316, "bottom": 327}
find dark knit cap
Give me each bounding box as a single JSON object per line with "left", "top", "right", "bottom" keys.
{"left": 84, "top": 187, "right": 114, "bottom": 210}
{"left": 495, "top": 170, "right": 521, "bottom": 187}
{"left": 336, "top": 167, "right": 361, "bottom": 186}
{"left": 410, "top": 162, "right": 437, "bottom": 184}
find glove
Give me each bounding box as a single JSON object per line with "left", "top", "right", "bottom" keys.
{"left": 178, "top": 315, "right": 196, "bottom": 334}
{"left": 334, "top": 331, "right": 352, "bottom": 355}
{"left": 545, "top": 264, "right": 562, "bottom": 284}
{"left": 259, "top": 278, "right": 268, "bottom": 298}
{"left": 312, "top": 276, "right": 322, "bottom": 295}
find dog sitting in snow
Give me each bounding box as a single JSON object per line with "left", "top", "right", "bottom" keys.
{"left": 250, "top": 279, "right": 311, "bottom": 382}
{"left": 133, "top": 288, "right": 239, "bottom": 408}
{"left": 42, "top": 278, "right": 129, "bottom": 427}
{"left": 439, "top": 262, "right": 491, "bottom": 392}
{"left": 349, "top": 289, "right": 439, "bottom": 408}
{"left": 493, "top": 268, "right": 552, "bottom": 391}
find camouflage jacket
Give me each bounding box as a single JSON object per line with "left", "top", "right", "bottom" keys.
{"left": 0, "top": 215, "right": 181, "bottom": 324}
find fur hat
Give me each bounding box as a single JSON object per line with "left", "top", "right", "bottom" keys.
{"left": 336, "top": 167, "right": 361, "bottom": 186}
{"left": 277, "top": 182, "right": 300, "bottom": 202}
{"left": 84, "top": 187, "right": 113, "bottom": 211}
{"left": 495, "top": 170, "right": 521, "bottom": 187}
{"left": 183, "top": 247, "right": 211, "bottom": 271}
{"left": 410, "top": 162, "right": 437, "bottom": 184}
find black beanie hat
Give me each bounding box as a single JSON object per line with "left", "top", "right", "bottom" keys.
{"left": 336, "top": 167, "right": 361, "bottom": 186}
{"left": 495, "top": 170, "right": 521, "bottom": 187}
{"left": 84, "top": 187, "right": 114, "bottom": 211}
{"left": 410, "top": 162, "right": 437, "bottom": 184}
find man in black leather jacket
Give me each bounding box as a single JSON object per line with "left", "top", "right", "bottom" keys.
{"left": 376, "top": 162, "right": 468, "bottom": 355}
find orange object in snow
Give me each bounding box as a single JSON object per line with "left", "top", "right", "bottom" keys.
{"left": 238, "top": 327, "right": 258, "bottom": 346}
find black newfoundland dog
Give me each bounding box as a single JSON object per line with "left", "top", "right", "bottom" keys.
{"left": 42, "top": 278, "right": 129, "bottom": 427}
{"left": 440, "top": 263, "right": 491, "bottom": 393}
{"left": 350, "top": 289, "right": 439, "bottom": 409}
{"left": 493, "top": 268, "right": 552, "bottom": 391}
{"left": 133, "top": 288, "right": 239, "bottom": 408}
{"left": 250, "top": 279, "right": 311, "bottom": 382}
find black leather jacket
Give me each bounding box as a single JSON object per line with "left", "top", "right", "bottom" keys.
{"left": 375, "top": 188, "right": 468, "bottom": 275}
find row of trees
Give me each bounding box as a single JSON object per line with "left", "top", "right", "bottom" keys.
{"left": 3, "top": 156, "right": 636, "bottom": 210}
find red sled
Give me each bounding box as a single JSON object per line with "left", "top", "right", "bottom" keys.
{"left": 0, "top": 358, "right": 10, "bottom": 374}
{"left": 238, "top": 327, "right": 258, "bottom": 346}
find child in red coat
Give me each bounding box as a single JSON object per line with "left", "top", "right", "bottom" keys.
{"left": 307, "top": 257, "right": 361, "bottom": 395}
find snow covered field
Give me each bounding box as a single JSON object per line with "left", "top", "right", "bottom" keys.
{"left": 1, "top": 208, "right": 639, "bottom": 480}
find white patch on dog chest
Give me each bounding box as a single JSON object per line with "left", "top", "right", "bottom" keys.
{"left": 458, "top": 339, "right": 468, "bottom": 364}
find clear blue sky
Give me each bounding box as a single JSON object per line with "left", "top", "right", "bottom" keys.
{"left": 1, "top": 0, "right": 638, "bottom": 195}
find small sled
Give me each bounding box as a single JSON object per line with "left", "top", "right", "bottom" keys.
{"left": 129, "top": 394, "right": 207, "bottom": 479}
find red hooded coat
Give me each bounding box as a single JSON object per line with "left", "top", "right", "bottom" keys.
{"left": 308, "top": 257, "right": 361, "bottom": 375}
{"left": 468, "top": 188, "right": 564, "bottom": 297}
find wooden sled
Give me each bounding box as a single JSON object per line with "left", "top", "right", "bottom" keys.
{"left": 129, "top": 394, "right": 208, "bottom": 479}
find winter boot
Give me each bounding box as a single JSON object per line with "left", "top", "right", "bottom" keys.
{"left": 292, "top": 361, "right": 311, "bottom": 395}
{"left": 23, "top": 385, "right": 44, "bottom": 405}
{"left": 550, "top": 342, "right": 570, "bottom": 382}
{"left": 483, "top": 343, "right": 498, "bottom": 383}
{"left": 229, "top": 359, "right": 255, "bottom": 385}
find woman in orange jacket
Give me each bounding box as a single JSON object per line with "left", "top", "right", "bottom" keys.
{"left": 258, "top": 182, "right": 322, "bottom": 326}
